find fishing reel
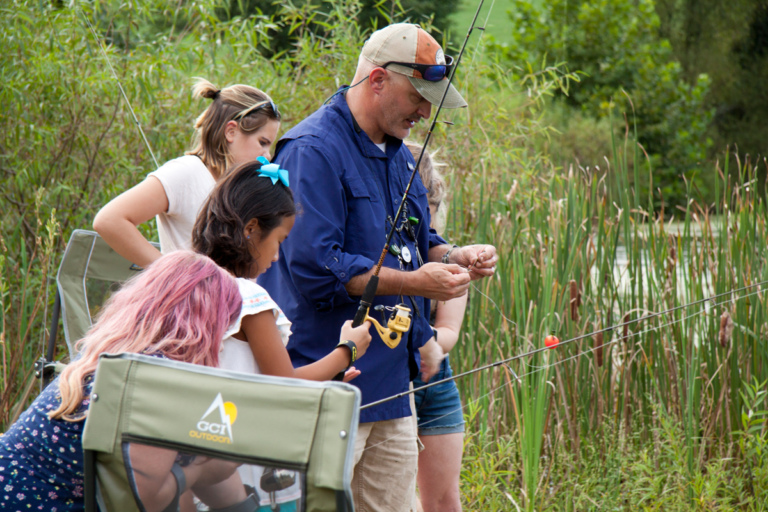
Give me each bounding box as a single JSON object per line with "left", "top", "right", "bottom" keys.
{"left": 365, "top": 303, "right": 412, "bottom": 349}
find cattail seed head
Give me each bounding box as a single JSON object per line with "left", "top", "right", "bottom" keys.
{"left": 719, "top": 310, "right": 734, "bottom": 348}
{"left": 569, "top": 279, "right": 581, "bottom": 322}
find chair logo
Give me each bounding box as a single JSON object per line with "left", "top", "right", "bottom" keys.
{"left": 189, "top": 393, "right": 238, "bottom": 444}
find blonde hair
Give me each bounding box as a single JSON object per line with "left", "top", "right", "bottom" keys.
{"left": 187, "top": 78, "right": 280, "bottom": 179}
{"left": 405, "top": 140, "right": 448, "bottom": 233}
{"left": 405, "top": 141, "right": 447, "bottom": 208}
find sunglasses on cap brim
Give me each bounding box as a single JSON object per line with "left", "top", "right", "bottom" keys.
{"left": 381, "top": 55, "right": 455, "bottom": 82}
{"left": 234, "top": 100, "right": 281, "bottom": 121}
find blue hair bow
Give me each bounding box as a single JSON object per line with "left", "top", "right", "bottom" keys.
{"left": 256, "top": 156, "right": 289, "bottom": 187}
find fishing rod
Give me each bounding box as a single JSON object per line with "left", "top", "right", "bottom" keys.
{"left": 81, "top": 9, "right": 159, "bottom": 169}
{"left": 350, "top": 0, "right": 488, "bottom": 346}
{"left": 361, "top": 279, "right": 768, "bottom": 409}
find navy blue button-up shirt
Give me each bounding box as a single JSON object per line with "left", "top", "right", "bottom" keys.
{"left": 259, "top": 91, "right": 446, "bottom": 422}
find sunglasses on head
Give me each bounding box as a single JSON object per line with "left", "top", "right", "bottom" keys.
{"left": 382, "top": 55, "right": 455, "bottom": 82}
{"left": 234, "top": 100, "right": 281, "bottom": 121}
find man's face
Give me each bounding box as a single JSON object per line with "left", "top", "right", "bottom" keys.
{"left": 379, "top": 72, "right": 433, "bottom": 140}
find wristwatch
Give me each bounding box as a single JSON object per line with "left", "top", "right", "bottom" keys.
{"left": 336, "top": 340, "right": 358, "bottom": 368}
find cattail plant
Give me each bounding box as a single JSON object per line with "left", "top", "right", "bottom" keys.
{"left": 719, "top": 310, "right": 734, "bottom": 348}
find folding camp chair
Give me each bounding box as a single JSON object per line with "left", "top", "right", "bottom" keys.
{"left": 37, "top": 230, "right": 159, "bottom": 385}
{"left": 82, "top": 353, "right": 360, "bottom": 512}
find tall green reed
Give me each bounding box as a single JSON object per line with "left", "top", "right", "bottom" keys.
{"left": 0, "top": 196, "right": 59, "bottom": 428}
{"left": 446, "top": 93, "right": 767, "bottom": 505}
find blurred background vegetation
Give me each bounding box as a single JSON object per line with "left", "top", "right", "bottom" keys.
{"left": 2, "top": 0, "right": 767, "bottom": 509}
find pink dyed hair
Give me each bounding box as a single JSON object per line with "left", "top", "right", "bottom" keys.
{"left": 50, "top": 251, "right": 241, "bottom": 421}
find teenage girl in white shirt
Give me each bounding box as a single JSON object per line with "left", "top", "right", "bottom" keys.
{"left": 94, "top": 78, "right": 281, "bottom": 267}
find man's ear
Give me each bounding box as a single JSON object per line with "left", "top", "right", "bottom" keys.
{"left": 224, "top": 120, "right": 238, "bottom": 143}
{"left": 368, "top": 67, "right": 387, "bottom": 93}
{"left": 243, "top": 218, "right": 261, "bottom": 241}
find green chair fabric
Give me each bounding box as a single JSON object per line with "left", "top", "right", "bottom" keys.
{"left": 56, "top": 230, "right": 159, "bottom": 357}
{"left": 82, "top": 353, "right": 359, "bottom": 512}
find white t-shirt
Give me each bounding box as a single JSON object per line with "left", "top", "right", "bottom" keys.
{"left": 220, "top": 278, "right": 292, "bottom": 374}
{"left": 220, "top": 278, "right": 300, "bottom": 505}
{"left": 148, "top": 155, "right": 215, "bottom": 253}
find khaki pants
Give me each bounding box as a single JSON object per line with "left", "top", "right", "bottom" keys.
{"left": 352, "top": 415, "right": 419, "bottom": 512}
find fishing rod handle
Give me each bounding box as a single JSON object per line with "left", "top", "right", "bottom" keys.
{"left": 352, "top": 275, "right": 379, "bottom": 327}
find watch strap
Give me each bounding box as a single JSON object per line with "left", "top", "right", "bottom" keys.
{"left": 336, "top": 340, "right": 358, "bottom": 367}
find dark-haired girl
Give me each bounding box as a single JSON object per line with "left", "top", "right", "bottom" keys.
{"left": 194, "top": 158, "right": 372, "bottom": 380}
{"left": 193, "top": 159, "right": 371, "bottom": 511}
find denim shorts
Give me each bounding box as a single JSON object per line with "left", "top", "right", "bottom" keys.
{"left": 412, "top": 356, "right": 465, "bottom": 436}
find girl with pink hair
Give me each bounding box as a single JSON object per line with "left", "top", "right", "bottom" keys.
{"left": 0, "top": 251, "right": 244, "bottom": 511}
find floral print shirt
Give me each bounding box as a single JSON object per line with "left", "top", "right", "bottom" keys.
{"left": 0, "top": 376, "right": 91, "bottom": 511}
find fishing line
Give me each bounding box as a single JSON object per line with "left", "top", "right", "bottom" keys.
{"left": 80, "top": 8, "right": 159, "bottom": 169}
{"left": 361, "top": 284, "right": 765, "bottom": 453}
{"left": 38, "top": 8, "right": 159, "bottom": 384}
{"left": 468, "top": 0, "right": 494, "bottom": 68}
{"left": 520, "top": 287, "right": 759, "bottom": 374}
{"left": 444, "top": 283, "right": 764, "bottom": 426}
{"left": 361, "top": 279, "right": 768, "bottom": 410}
{"left": 321, "top": 74, "right": 370, "bottom": 106}
{"left": 469, "top": 281, "right": 521, "bottom": 332}
{"left": 399, "top": 283, "right": 765, "bottom": 432}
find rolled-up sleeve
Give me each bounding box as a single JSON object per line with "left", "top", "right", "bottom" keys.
{"left": 276, "top": 144, "right": 376, "bottom": 310}
{"left": 428, "top": 226, "right": 447, "bottom": 249}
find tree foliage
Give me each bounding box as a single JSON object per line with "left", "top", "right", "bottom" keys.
{"left": 657, "top": 0, "right": 768, "bottom": 171}
{"left": 496, "top": 0, "right": 714, "bottom": 208}
{"left": 216, "top": 0, "right": 460, "bottom": 58}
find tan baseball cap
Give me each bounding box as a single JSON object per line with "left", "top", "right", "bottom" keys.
{"left": 362, "top": 23, "right": 467, "bottom": 109}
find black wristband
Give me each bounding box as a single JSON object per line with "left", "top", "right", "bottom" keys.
{"left": 336, "top": 340, "right": 357, "bottom": 368}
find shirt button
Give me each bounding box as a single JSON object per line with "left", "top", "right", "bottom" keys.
{"left": 340, "top": 272, "right": 346, "bottom": 278}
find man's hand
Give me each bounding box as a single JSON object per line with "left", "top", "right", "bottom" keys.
{"left": 452, "top": 244, "right": 497, "bottom": 280}
{"left": 418, "top": 338, "right": 444, "bottom": 383}
{"left": 412, "top": 262, "right": 471, "bottom": 301}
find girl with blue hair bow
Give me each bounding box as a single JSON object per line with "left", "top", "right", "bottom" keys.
{"left": 193, "top": 159, "right": 372, "bottom": 512}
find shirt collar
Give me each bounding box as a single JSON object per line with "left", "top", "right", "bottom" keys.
{"left": 332, "top": 88, "right": 403, "bottom": 158}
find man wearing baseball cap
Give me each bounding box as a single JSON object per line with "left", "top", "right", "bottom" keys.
{"left": 260, "top": 23, "right": 497, "bottom": 511}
